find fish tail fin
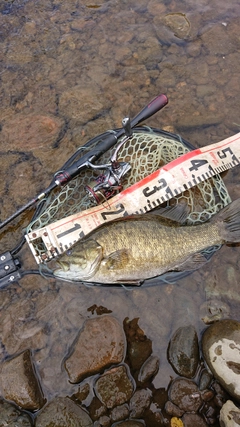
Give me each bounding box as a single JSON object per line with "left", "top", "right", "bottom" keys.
{"left": 212, "top": 199, "right": 240, "bottom": 243}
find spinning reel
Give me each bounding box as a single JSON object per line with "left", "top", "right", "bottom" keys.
{"left": 85, "top": 118, "right": 133, "bottom": 204}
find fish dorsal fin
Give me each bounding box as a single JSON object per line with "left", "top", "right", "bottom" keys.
{"left": 104, "top": 249, "right": 130, "bottom": 270}
{"left": 153, "top": 203, "right": 190, "bottom": 224}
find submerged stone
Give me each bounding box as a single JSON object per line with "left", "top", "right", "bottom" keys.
{"left": 202, "top": 319, "right": 240, "bottom": 401}
{"left": 0, "top": 399, "right": 33, "bottom": 426}
{"left": 138, "top": 355, "right": 159, "bottom": 384}
{"left": 35, "top": 397, "right": 93, "bottom": 427}
{"left": 167, "top": 325, "right": 199, "bottom": 378}
{"left": 0, "top": 349, "right": 45, "bottom": 411}
{"left": 129, "top": 388, "right": 152, "bottom": 418}
{"left": 95, "top": 365, "right": 134, "bottom": 409}
{"left": 65, "top": 315, "right": 125, "bottom": 383}
{"left": 169, "top": 378, "right": 202, "bottom": 412}
{"left": 220, "top": 400, "right": 240, "bottom": 427}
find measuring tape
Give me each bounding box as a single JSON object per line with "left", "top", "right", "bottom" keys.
{"left": 26, "top": 131, "right": 240, "bottom": 264}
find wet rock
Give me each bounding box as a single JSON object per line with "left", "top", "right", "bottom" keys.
{"left": 0, "top": 114, "right": 64, "bottom": 151}
{"left": 181, "top": 413, "right": 208, "bottom": 427}
{"left": 198, "top": 368, "right": 213, "bottom": 391}
{"left": 129, "top": 388, "right": 152, "bottom": 418}
{"left": 95, "top": 415, "right": 111, "bottom": 427}
{"left": 169, "top": 378, "right": 202, "bottom": 412}
{"left": 88, "top": 397, "right": 107, "bottom": 421}
{"left": 0, "top": 399, "right": 33, "bottom": 426}
{"left": 65, "top": 315, "right": 125, "bottom": 383}
{"left": 167, "top": 325, "right": 199, "bottom": 378}
{"left": 111, "top": 421, "right": 145, "bottom": 427}
{"left": 0, "top": 349, "right": 45, "bottom": 411}
{"left": 95, "top": 365, "right": 134, "bottom": 409}
{"left": 138, "top": 355, "right": 159, "bottom": 384}
{"left": 201, "top": 23, "right": 236, "bottom": 56}
{"left": 220, "top": 400, "right": 240, "bottom": 427}
{"left": 110, "top": 404, "right": 129, "bottom": 422}
{"left": 202, "top": 319, "right": 240, "bottom": 401}
{"left": 164, "top": 13, "right": 190, "bottom": 39}
{"left": 35, "top": 397, "right": 93, "bottom": 427}
{"left": 165, "top": 401, "right": 184, "bottom": 417}
{"left": 123, "top": 318, "right": 152, "bottom": 371}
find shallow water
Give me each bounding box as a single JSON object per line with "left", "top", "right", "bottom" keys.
{"left": 1, "top": 0, "right": 240, "bottom": 424}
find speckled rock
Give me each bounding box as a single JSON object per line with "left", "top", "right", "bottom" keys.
{"left": 0, "top": 349, "right": 45, "bottom": 411}
{"left": 220, "top": 400, "right": 240, "bottom": 427}
{"left": 202, "top": 319, "right": 240, "bottom": 401}
{"left": 138, "top": 355, "right": 159, "bottom": 384}
{"left": 110, "top": 404, "right": 129, "bottom": 423}
{"left": 129, "top": 388, "right": 152, "bottom": 418}
{"left": 181, "top": 413, "right": 208, "bottom": 427}
{"left": 95, "top": 365, "right": 134, "bottom": 409}
{"left": 168, "top": 378, "right": 202, "bottom": 412}
{"left": 111, "top": 421, "right": 145, "bottom": 427}
{"left": 65, "top": 315, "right": 125, "bottom": 383}
{"left": 167, "top": 325, "right": 199, "bottom": 378}
{"left": 35, "top": 397, "right": 93, "bottom": 427}
{"left": 0, "top": 399, "right": 33, "bottom": 427}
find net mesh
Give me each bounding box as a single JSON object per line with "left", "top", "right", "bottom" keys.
{"left": 27, "top": 128, "right": 231, "bottom": 259}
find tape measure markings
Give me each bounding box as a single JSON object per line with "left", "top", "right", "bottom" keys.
{"left": 25, "top": 131, "right": 240, "bottom": 263}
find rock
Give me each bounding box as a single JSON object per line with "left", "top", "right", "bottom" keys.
{"left": 65, "top": 315, "right": 125, "bottom": 383}
{"left": 167, "top": 325, "right": 199, "bottom": 378}
{"left": 88, "top": 397, "right": 107, "bottom": 421}
{"left": 111, "top": 421, "right": 145, "bottom": 427}
{"left": 110, "top": 404, "right": 129, "bottom": 422}
{"left": 202, "top": 319, "right": 240, "bottom": 401}
{"left": 138, "top": 355, "right": 159, "bottom": 384}
{"left": 35, "top": 397, "right": 93, "bottom": 427}
{"left": 0, "top": 114, "right": 64, "bottom": 151}
{"left": 0, "top": 399, "right": 33, "bottom": 426}
{"left": 169, "top": 378, "right": 202, "bottom": 412}
{"left": 164, "top": 13, "right": 190, "bottom": 39}
{"left": 0, "top": 349, "right": 45, "bottom": 411}
{"left": 123, "top": 318, "right": 152, "bottom": 371}
{"left": 181, "top": 413, "right": 208, "bottom": 427}
{"left": 95, "top": 365, "right": 134, "bottom": 409}
{"left": 129, "top": 388, "right": 152, "bottom": 418}
{"left": 165, "top": 401, "right": 184, "bottom": 417}
{"left": 198, "top": 368, "right": 213, "bottom": 391}
{"left": 220, "top": 400, "right": 240, "bottom": 427}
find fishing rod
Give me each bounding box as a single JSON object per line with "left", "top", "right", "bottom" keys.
{"left": 0, "top": 94, "right": 168, "bottom": 230}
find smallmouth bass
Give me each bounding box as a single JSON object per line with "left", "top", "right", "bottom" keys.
{"left": 53, "top": 199, "right": 240, "bottom": 285}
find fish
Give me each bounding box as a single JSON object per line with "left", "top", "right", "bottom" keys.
{"left": 53, "top": 199, "right": 240, "bottom": 285}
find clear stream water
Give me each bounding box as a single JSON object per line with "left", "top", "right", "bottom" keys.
{"left": 0, "top": 0, "right": 240, "bottom": 424}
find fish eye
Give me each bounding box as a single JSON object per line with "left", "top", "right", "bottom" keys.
{"left": 66, "top": 249, "right": 72, "bottom": 256}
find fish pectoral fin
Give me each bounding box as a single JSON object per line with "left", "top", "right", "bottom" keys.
{"left": 104, "top": 249, "right": 130, "bottom": 270}
{"left": 173, "top": 252, "right": 208, "bottom": 271}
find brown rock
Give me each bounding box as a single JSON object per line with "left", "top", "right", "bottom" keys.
{"left": 35, "top": 396, "right": 93, "bottom": 427}
{"left": 65, "top": 315, "right": 125, "bottom": 383}
{"left": 0, "top": 349, "right": 45, "bottom": 411}
{"left": 0, "top": 114, "right": 64, "bottom": 151}
{"left": 95, "top": 365, "right": 134, "bottom": 409}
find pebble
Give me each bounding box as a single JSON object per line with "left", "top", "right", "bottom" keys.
{"left": 167, "top": 325, "right": 199, "bottom": 378}
{"left": 202, "top": 319, "right": 240, "bottom": 401}
{"left": 110, "top": 404, "right": 129, "bottom": 422}
{"left": 111, "top": 421, "right": 145, "bottom": 427}
{"left": 0, "top": 399, "right": 33, "bottom": 427}
{"left": 220, "top": 400, "right": 240, "bottom": 427}
{"left": 181, "top": 413, "right": 208, "bottom": 427}
{"left": 65, "top": 315, "right": 125, "bottom": 383}
{"left": 129, "top": 388, "right": 152, "bottom": 418}
{"left": 138, "top": 354, "right": 159, "bottom": 384}
{"left": 35, "top": 397, "right": 93, "bottom": 427}
{"left": 95, "top": 365, "right": 134, "bottom": 409}
{"left": 0, "top": 349, "right": 45, "bottom": 411}
{"left": 168, "top": 378, "right": 202, "bottom": 412}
